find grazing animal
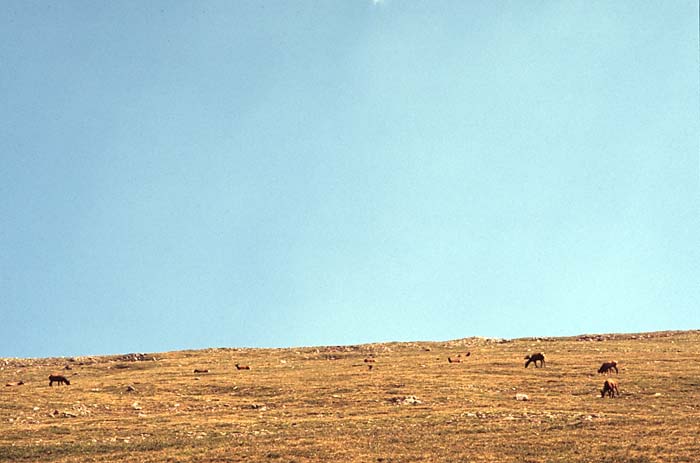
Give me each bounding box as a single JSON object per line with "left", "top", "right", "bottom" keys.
{"left": 193, "top": 369, "right": 209, "bottom": 373}
{"left": 368, "top": 364, "right": 373, "bottom": 371}
{"left": 447, "top": 357, "right": 462, "bottom": 363}
{"left": 601, "top": 378, "right": 620, "bottom": 398}
{"left": 235, "top": 364, "right": 250, "bottom": 371}
{"left": 48, "top": 374, "right": 70, "bottom": 386}
{"left": 364, "top": 358, "right": 376, "bottom": 363}
{"left": 5, "top": 381, "right": 24, "bottom": 387}
{"left": 524, "top": 353, "right": 545, "bottom": 368}
{"left": 598, "top": 361, "right": 618, "bottom": 375}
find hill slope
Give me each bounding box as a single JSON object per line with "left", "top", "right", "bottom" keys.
{"left": 1, "top": 330, "right": 699, "bottom": 462}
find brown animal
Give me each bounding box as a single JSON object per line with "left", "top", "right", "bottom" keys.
{"left": 368, "top": 364, "right": 373, "bottom": 371}
{"left": 5, "top": 381, "right": 24, "bottom": 387}
{"left": 524, "top": 353, "right": 545, "bottom": 368}
{"left": 49, "top": 374, "right": 70, "bottom": 386}
{"left": 364, "top": 358, "right": 376, "bottom": 363}
{"left": 598, "top": 360, "right": 618, "bottom": 374}
{"left": 601, "top": 378, "right": 619, "bottom": 398}
{"left": 193, "top": 369, "right": 209, "bottom": 373}
{"left": 235, "top": 364, "right": 250, "bottom": 370}
{"left": 447, "top": 357, "right": 462, "bottom": 363}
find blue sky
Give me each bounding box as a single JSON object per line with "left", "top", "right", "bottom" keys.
{"left": 1, "top": 1, "right": 698, "bottom": 358}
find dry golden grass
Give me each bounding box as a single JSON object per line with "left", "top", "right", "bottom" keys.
{"left": 2, "top": 330, "right": 700, "bottom": 462}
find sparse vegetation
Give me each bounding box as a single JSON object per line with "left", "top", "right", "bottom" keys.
{"left": 1, "top": 331, "right": 699, "bottom": 462}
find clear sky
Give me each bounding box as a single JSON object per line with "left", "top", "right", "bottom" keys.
{"left": 1, "top": 1, "right": 698, "bottom": 358}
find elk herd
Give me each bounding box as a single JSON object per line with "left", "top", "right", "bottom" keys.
{"left": 520, "top": 353, "right": 621, "bottom": 398}
{"left": 7, "top": 348, "right": 623, "bottom": 401}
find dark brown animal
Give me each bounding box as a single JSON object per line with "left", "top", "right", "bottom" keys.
{"left": 601, "top": 378, "right": 619, "bottom": 398}
{"left": 235, "top": 364, "right": 250, "bottom": 370}
{"left": 49, "top": 374, "right": 70, "bottom": 386}
{"left": 524, "top": 353, "right": 545, "bottom": 368}
{"left": 447, "top": 357, "right": 462, "bottom": 363}
{"left": 193, "top": 369, "right": 209, "bottom": 373}
{"left": 598, "top": 360, "right": 618, "bottom": 374}
{"left": 364, "top": 358, "right": 376, "bottom": 363}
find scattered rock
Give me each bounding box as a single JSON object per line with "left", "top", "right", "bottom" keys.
{"left": 117, "top": 353, "right": 157, "bottom": 362}
{"left": 131, "top": 402, "right": 142, "bottom": 410}
{"left": 76, "top": 357, "right": 97, "bottom": 365}
{"left": 391, "top": 395, "right": 422, "bottom": 405}
{"left": 125, "top": 385, "right": 137, "bottom": 392}
{"left": 71, "top": 404, "right": 91, "bottom": 416}
{"left": 515, "top": 393, "right": 530, "bottom": 401}
{"left": 577, "top": 335, "right": 608, "bottom": 342}
{"left": 50, "top": 409, "right": 77, "bottom": 418}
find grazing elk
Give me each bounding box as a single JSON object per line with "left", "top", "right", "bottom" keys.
{"left": 49, "top": 374, "right": 70, "bottom": 386}
{"left": 598, "top": 361, "right": 618, "bottom": 375}
{"left": 524, "top": 353, "right": 545, "bottom": 368}
{"left": 601, "top": 378, "right": 620, "bottom": 398}
{"left": 364, "top": 358, "right": 376, "bottom": 363}
{"left": 235, "top": 364, "right": 250, "bottom": 370}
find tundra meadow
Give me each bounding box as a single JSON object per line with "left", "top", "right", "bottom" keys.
{"left": 2, "top": 331, "right": 699, "bottom": 462}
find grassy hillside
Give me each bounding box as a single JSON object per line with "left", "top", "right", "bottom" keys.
{"left": 1, "top": 330, "right": 699, "bottom": 462}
